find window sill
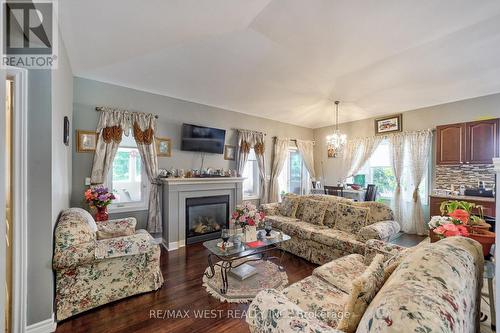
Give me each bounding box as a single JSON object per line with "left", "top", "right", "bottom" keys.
{"left": 108, "top": 204, "right": 148, "bottom": 214}
{"left": 243, "top": 195, "right": 260, "bottom": 201}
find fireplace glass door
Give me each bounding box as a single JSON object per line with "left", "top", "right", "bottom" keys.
{"left": 186, "top": 195, "right": 229, "bottom": 244}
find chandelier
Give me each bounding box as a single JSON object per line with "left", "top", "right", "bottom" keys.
{"left": 326, "top": 100, "right": 347, "bottom": 157}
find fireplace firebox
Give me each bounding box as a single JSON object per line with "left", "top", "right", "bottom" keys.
{"left": 185, "top": 195, "right": 230, "bottom": 244}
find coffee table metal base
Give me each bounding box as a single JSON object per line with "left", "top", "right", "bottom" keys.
{"left": 204, "top": 246, "right": 285, "bottom": 294}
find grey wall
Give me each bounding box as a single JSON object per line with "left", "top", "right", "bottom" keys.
{"left": 26, "top": 34, "right": 73, "bottom": 325}
{"left": 72, "top": 77, "right": 314, "bottom": 229}
{"left": 27, "top": 69, "right": 53, "bottom": 325}
{"left": 313, "top": 93, "right": 500, "bottom": 185}
{"left": 51, "top": 38, "right": 73, "bottom": 227}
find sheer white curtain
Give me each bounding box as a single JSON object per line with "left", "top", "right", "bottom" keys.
{"left": 296, "top": 139, "right": 315, "bottom": 180}
{"left": 389, "top": 133, "right": 405, "bottom": 229}
{"left": 342, "top": 136, "right": 383, "bottom": 181}
{"left": 269, "top": 137, "right": 289, "bottom": 202}
{"left": 407, "top": 130, "right": 433, "bottom": 235}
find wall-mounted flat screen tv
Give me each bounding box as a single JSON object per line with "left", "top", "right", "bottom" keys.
{"left": 181, "top": 123, "right": 226, "bottom": 154}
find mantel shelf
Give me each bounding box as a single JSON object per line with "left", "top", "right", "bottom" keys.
{"left": 160, "top": 177, "right": 245, "bottom": 185}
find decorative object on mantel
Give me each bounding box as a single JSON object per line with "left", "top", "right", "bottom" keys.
{"left": 156, "top": 137, "right": 171, "bottom": 157}
{"left": 76, "top": 130, "right": 97, "bottom": 152}
{"left": 158, "top": 167, "right": 236, "bottom": 178}
{"left": 224, "top": 145, "right": 236, "bottom": 160}
{"left": 230, "top": 202, "right": 265, "bottom": 243}
{"left": 84, "top": 186, "right": 116, "bottom": 221}
{"left": 428, "top": 200, "right": 495, "bottom": 256}
{"left": 374, "top": 113, "right": 402, "bottom": 135}
{"left": 326, "top": 100, "right": 347, "bottom": 158}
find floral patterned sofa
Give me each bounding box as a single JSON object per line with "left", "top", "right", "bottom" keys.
{"left": 53, "top": 208, "right": 164, "bottom": 320}
{"left": 246, "top": 237, "right": 484, "bottom": 332}
{"left": 262, "top": 194, "right": 401, "bottom": 265}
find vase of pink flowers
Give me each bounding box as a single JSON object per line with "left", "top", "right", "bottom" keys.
{"left": 230, "top": 202, "right": 265, "bottom": 243}
{"left": 84, "top": 186, "right": 116, "bottom": 221}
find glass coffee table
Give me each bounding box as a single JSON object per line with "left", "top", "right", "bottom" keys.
{"left": 203, "top": 230, "right": 291, "bottom": 294}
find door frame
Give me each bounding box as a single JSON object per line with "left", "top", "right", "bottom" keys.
{"left": 5, "top": 66, "right": 28, "bottom": 333}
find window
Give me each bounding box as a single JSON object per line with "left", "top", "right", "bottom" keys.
{"left": 349, "top": 140, "right": 429, "bottom": 203}
{"left": 107, "top": 135, "right": 149, "bottom": 212}
{"left": 242, "top": 149, "right": 259, "bottom": 199}
{"left": 278, "top": 147, "right": 310, "bottom": 196}
{"left": 352, "top": 141, "right": 396, "bottom": 198}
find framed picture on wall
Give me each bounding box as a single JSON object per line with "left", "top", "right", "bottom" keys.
{"left": 327, "top": 144, "right": 336, "bottom": 158}
{"left": 156, "top": 137, "right": 172, "bottom": 157}
{"left": 224, "top": 145, "right": 236, "bottom": 160}
{"left": 76, "top": 130, "right": 97, "bottom": 152}
{"left": 375, "top": 114, "right": 403, "bottom": 135}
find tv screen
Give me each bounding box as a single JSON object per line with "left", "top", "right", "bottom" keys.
{"left": 181, "top": 124, "right": 226, "bottom": 154}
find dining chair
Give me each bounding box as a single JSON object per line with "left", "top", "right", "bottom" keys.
{"left": 364, "top": 184, "right": 377, "bottom": 201}
{"left": 324, "top": 186, "right": 344, "bottom": 197}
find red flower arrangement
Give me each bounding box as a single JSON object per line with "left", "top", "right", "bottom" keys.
{"left": 448, "top": 209, "right": 470, "bottom": 224}
{"left": 433, "top": 223, "right": 469, "bottom": 238}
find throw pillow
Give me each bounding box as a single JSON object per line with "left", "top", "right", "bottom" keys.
{"left": 279, "top": 196, "right": 300, "bottom": 217}
{"left": 97, "top": 229, "right": 134, "bottom": 240}
{"left": 313, "top": 254, "right": 367, "bottom": 294}
{"left": 337, "top": 254, "right": 385, "bottom": 333}
{"left": 301, "top": 199, "right": 329, "bottom": 225}
{"left": 323, "top": 202, "right": 338, "bottom": 228}
{"left": 334, "top": 203, "right": 369, "bottom": 234}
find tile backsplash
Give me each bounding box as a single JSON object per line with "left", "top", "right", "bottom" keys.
{"left": 434, "top": 164, "right": 495, "bottom": 190}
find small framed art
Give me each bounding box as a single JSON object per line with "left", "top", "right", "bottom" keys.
{"left": 375, "top": 114, "right": 402, "bottom": 135}
{"left": 224, "top": 145, "right": 236, "bottom": 160}
{"left": 156, "top": 137, "right": 172, "bottom": 157}
{"left": 77, "top": 130, "right": 97, "bottom": 152}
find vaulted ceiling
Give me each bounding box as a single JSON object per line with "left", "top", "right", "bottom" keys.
{"left": 60, "top": 0, "right": 500, "bottom": 128}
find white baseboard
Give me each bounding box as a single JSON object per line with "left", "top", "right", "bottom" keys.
{"left": 26, "top": 313, "right": 57, "bottom": 333}
{"left": 162, "top": 239, "right": 186, "bottom": 251}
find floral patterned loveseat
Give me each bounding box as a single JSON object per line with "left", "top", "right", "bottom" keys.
{"left": 53, "top": 208, "right": 164, "bottom": 320}
{"left": 247, "top": 237, "right": 484, "bottom": 332}
{"left": 262, "top": 194, "right": 401, "bottom": 265}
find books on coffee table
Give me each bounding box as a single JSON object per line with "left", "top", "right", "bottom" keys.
{"left": 228, "top": 263, "right": 258, "bottom": 281}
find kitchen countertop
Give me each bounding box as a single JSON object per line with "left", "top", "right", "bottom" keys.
{"left": 430, "top": 194, "right": 495, "bottom": 203}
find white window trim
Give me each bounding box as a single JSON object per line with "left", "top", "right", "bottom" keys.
{"left": 107, "top": 146, "right": 150, "bottom": 213}
{"left": 243, "top": 149, "right": 260, "bottom": 200}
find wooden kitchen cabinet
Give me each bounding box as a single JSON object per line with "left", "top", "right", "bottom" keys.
{"left": 465, "top": 119, "right": 499, "bottom": 164}
{"left": 436, "top": 123, "right": 466, "bottom": 165}
{"left": 436, "top": 119, "right": 499, "bottom": 165}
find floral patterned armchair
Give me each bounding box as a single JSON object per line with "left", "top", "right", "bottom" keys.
{"left": 53, "top": 208, "right": 164, "bottom": 320}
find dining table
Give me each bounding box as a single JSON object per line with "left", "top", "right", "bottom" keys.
{"left": 310, "top": 188, "right": 366, "bottom": 202}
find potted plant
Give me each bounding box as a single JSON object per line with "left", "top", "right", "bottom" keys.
{"left": 230, "top": 202, "right": 265, "bottom": 243}
{"left": 84, "top": 186, "right": 116, "bottom": 221}
{"left": 428, "top": 215, "right": 469, "bottom": 242}
{"left": 431, "top": 200, "right": 495, "bottom": 256}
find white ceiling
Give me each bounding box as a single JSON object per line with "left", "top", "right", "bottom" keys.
{"left": 60, "top": 0, "right": 500, "bottom": 128}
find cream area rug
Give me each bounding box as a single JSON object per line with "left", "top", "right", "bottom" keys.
{"left": 202, "top": 259, "right": 288, "bottom": 303}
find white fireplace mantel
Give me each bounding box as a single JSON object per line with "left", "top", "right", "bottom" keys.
{"left": 161, "top": 177, "right": 244, "bottom": 251}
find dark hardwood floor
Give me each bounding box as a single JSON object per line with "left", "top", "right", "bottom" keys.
{"left": 389, "top": 232, "right": 427, "bottom": 247}
{"left": 56, "top": 244, "right": 317, "bottom": 333}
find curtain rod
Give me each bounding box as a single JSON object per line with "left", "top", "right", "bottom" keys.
{"left": 95, "top": 106, "right": 159, "bottom": 119}
{"left": 272, "top": 136, "right": 316, "bottom": 145}
{"left": 232, "top": 128, "right": 267, "bottom": 136}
